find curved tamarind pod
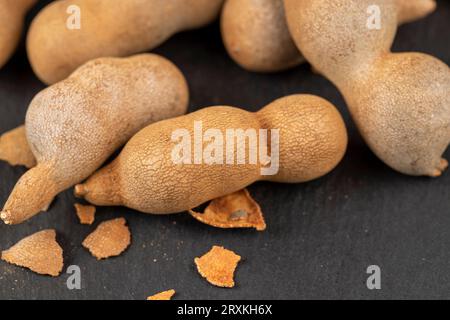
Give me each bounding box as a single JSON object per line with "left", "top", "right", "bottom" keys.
{"left": 284, "top": 0, "right": 450, "bottom": 176}
{"left": 27, "top": 0, "right": 224, "bottom": 84}
{"left": 75, "top": 94, "right": 348, "bottom": 214}
{"left": 221, "top": 0, "right": 435, "bottom": 73}
{"left": 221, "top": 0, "right": 304, "bottom": 73}
{"left": 1, "top": 54, "right": 189, "bottom": 225}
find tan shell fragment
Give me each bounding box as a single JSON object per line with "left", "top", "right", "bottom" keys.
{"left": 0, "top": 126, "right": 36, "bottom": 168}
{"left": 82, "top": 218, "right": 131, "bottom": 260}
{"left": 74, "top": 203, "right": 96, "bottom": 225}
{"left": 189, "top": 189, "right": 266, "bottom": 231}
{"left": 195, "top": 246, "right": 241, "bottom": 288}
{"left": 147, "top": 289, "right": 176, "bottom": 300}
{"left": 1, "top": 229, "right": 63, "bottom": 276}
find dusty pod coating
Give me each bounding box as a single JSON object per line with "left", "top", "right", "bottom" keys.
{"left": 1, "top": 54, "right": 189, "bottom": 225}
{"left": 0, "top": 0, "right": 37, "bottom": 69}
{"left": 221, "top": 0, "right": 303, "bottom": 72}
{"left": 284, "top": 0, "right": 450, "bottom": 176}
{"left": 75, "top": 94, "right": 348, "bottom": 214}
{"left": 220, "top": 0, "right": 435, "bottom": 73}
{"left": 27, "top": 0, "right": 224, "bottom": 84}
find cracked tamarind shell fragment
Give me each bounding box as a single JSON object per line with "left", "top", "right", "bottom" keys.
{"left": 189, "top": 189, "right": 266, "bottom": 231}
{"left": 1, "top": 229, "right": 63, "bottom": 276}
{"left": 0, "top": 126, "right": 36, "bottom": 168}
{"left": 82, "top": 218, "right": 131, "bottom": 260}
{"left": 147, "top": 289, "right": 176, "bottom": 300}
{"left": 74, "top": 203, "right": 96, "bottom": 225}
{"left": 195, "top": 246, "right": 241, "bottom": 288}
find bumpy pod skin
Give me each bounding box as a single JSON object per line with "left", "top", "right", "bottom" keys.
{"left": 284, "top": 0, "right": 450, "bottom": 176}
{"left": 220, "top": 0, "right": 435, "bottom": 73}
{"left": 1, "top": 54, "right": 189, "bottom": 225}
{"left": 75, "top": 95, "right": 348, "bottom": 214}
{"left": 0, "top": 0, "right": 37, "bottom": 69}
{"left": 221, "top": 0, "right": 303, "bottom": 73}
{"left": 27, "top": 0, "right": 224, "bottom": 84}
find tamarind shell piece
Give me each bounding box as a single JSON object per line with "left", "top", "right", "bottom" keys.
{"left": 147, "top": 289, "right": 176, "bottom": 300}
{"left": 82, "top": 218, "right": 131, "bottom": 260}
{"left": 189, "top": 189, "right": 266, "bottom": 231}
{"left": 74, "top": 203, "right": 96, "bottom": 225}
{"left": 1, "top": 229, "right": 63, "bottom": 276}
{"left": 195, "top": 246, "right": 241, "bottom": 288}
{"left": 0, "top": 125, "right": 36, "bottom": 169}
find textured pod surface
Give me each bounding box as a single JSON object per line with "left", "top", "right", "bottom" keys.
{"left": 1, "top": 54, "right": 189, "bottom": 224}
{"left": 82, "top": 218, "right": 131, "bottom": 260}
{"left": 0, "top": 0, "right": 37, "bottom": 69}
{"left": 75, "top": 94, "right": 347, "bottom": 214}
{"left": 1, "top": 229, "right": 63, "bottom": 276}
{"left": 220, "top": 0, "right": 434, "bottom": 73}
{"left": 27, "top": 0, "right": 224, "bottom": 84}
{"left": 284, "top": 0, "right": 450, "bottom": 176}
{"left": 195, "top": 246, "right": 241, "bottom": 288}
{"left": 221, "top": 0, "right": 303, "bottom": 72}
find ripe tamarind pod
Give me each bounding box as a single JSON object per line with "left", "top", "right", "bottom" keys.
{"left": 27, "top": 0, "right": 224, "bottom": 84}
{"left": 284, "top": 0, "right": 450, "bottom": 176}
{"left": 1, "top": 54, "right": 189, "bottom": 225}
{"left": 221, "top": 0, "right": 435, "bottom": 73}
{"left": 75, "top": 94, "right": 348, "bottom": 214}
{"left": 221, "top": 0, "right": 304, "bottom": 73}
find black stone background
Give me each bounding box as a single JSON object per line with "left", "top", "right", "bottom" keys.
{"left": 0, "top": 0, "right": 449, "bottom": 300}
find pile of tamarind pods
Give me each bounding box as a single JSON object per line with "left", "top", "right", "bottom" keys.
{"left": 0, "top": 0, "right": 448, "bottom": 226}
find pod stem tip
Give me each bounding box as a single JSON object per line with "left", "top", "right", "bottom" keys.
{"left": 0, "top": 210, "right": 13, "bottom": 225}
{"left": 74, "top": 184, "right": 87, "bottom": 198}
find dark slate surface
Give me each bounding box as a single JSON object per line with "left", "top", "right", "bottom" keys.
{"left": 0, "top": 1, "right": 449, "bottom": 300}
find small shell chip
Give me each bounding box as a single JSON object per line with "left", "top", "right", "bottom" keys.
{"left": 194, "top": 246, "right": 241, "bottom": 288}
{"left": 82, "top": 218, "right": 131, "bottom": 260}
{"left": 147, "top": 289, "right": 176, "bottom": 300}
{"left": 1, "top": 229, "right": 63, "bottom": 276}
{"left": 0, "top": 125, "right": 36, "bottom": 168}
{"left": 74, "top": 203, "right": 96, "bottom": 225}
{"left": 189, "top": 189, "right": 266, "bottom": 231}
